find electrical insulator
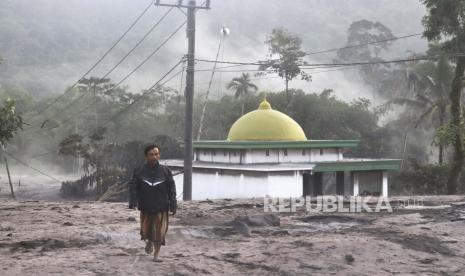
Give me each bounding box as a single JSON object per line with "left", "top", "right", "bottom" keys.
{"left": 220, "top": 27, "right": 230, "bottom": 37}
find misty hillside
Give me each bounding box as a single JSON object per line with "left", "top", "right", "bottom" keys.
{"left": 3, "top": 0, "right": 458, "bottom": 196}
{"left": 0, "top": 0, "right": 427, "bottom": 99}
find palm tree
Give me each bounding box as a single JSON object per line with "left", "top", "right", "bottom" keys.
{"left": 390, "top": 56, "right": 452, "bottom": 165}
{"left": 226, "top": 73, "right": 258, "bottom": 115}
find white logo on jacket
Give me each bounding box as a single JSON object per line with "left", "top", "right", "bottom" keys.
{"left": 142, "top": 178, "right": 165, "bottom": 187}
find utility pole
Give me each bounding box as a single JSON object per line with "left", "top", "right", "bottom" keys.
{"left": 154, "top": 0, "right": 211, "bottom": 200}
{"left": 1, "top": 146, "right": 15, "bottom": 199}
{"left": 4, "top": 156, "right": 14, "bottom": 199}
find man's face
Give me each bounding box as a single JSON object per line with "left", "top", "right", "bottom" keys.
{"left": 145, "top": 147, "right": 160, "bottom": 164}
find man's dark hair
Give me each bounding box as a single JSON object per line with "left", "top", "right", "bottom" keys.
{"left": 144, "top": 144, "right": 160, "bottom": 156}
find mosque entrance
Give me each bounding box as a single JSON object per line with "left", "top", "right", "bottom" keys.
{"left": 302, "top": 172, "right": 323, "bottom": 197}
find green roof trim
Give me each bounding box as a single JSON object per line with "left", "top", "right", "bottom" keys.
{"left": 193, "top": 140, "right": 360, "bottom": 149}
{"left": 313, "top": 159, "right": 401, "bottom": 172}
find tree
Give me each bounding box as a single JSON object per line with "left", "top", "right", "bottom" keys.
{"left": 226, "top": 73, "right": 258, "bottom": 115}
{"left": 0, "top": 98, "right": 23, "bottom": 199}
{"left": 388, "top": 56, "right": 453, "bottom": 164}
{"left": 422, "top": 0, "right": 465, "bottom": 194}
{"left": 337, "top": 20, "right": 395, "bottom": 61}
{"left": 259, "top": 28, "right": 310, "bottom": 105}
{"left": 76, "top": 77, "right": 111, "bottom": 128}
{"left": 337, "top": 20, "right": 395, "bottom": 105}
{"left": 0, "top": 99, "right": 23, "bottom": 146}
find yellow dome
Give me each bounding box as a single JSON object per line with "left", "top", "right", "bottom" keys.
{"left": 227, "top": 99, "right": 308, "bottom": 141}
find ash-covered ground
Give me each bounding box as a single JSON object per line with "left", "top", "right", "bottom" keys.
{"left": 1, "top": 194, "right": 465, "bottom": 275}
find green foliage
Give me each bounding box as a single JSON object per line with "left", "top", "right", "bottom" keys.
{"left": 0, "top": 85, "right": 33, "bottom": 113}
{"left": 391, "top": 160, "right": 451, "bottom": 195}
{"left": 60, "top": 168, "right": 124, "bottom": 199}
{"left": 383, "top": 54, "right": 454, "bottom": 164}
{"left": 196, "top": 89, "right": 386, "bottom": 158}
{"left": 58, "top": 127, "right": 183, "bottom": 198}
{"left": 337, "top": 19, "right": 400, "bottom": 102}
{"left": 58, "top": 134, "right": 86, "bottom": 157}
{"left": 285, "top": 90, "right": 387, "bottom": 157}
{"left": 434, "top": 123, "right": 465, "bottom": 148}
{"left": 421, "top": 0, "right": 465, "bottom": 193}
{"left": 226, "top": 73, "right": 258, "bottom": 115}
{"left": 259, "top": 28, "right": 310, "bottom": 103}
{"left": 422, "top": 0, "right": 465, "bottom": 50}
{"left": 0, "top": 98, "right": 23, "bottom": 146}
{"left": 58, "top": 127, "right": 110, "bottom": 174}
{"left": 226, "top": 73, "right": 258, "bottom": 99}
{"left": 337, "top": 19, "right": 394, "bottom": 60}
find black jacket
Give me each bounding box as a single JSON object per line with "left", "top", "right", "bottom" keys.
{"left": 129, "top": 163, "right": 177, "bottom": 214}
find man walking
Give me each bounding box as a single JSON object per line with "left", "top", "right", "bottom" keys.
{"left": 129, "top": 144, "right": 177, "bottom": 262}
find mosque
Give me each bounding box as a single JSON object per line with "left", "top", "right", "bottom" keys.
{"left": 164, "top": 99, "right": 400, "bottom": 200}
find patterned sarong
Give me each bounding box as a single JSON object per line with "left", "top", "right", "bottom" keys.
{"left": 140, "top": 211, "right": 169, "bottom": 246}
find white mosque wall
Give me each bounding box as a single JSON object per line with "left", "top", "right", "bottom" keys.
{"left": 310, "top": 148, "right": 340, "bottom": 162}
{"left": 172, "top": 169, "right": 303, "bottom": 200}
{"left": 244, "top": 149, "right": 280, "bottom": 164}
{"left": 266, "top": 171, "right": 302, "bottom": 197}
{"left": 279, "top": 149, "right": 311, "bottom": 163}
{"left": 195, "top": 148, "right": 341, "bottom": 165}
{"left": 230, "top": 150, "right": 242, "bottom": 163}
{"left": 212, "top": 149, "right": 231, "bottom": 163}
{"left": 197, "top": 149, "right": 244, "bottom": 164}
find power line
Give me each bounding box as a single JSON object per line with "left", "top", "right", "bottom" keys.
{"left": 304, "top": 33, "right": 423, "bottom": 56}
{"left": 303, "top": 66, "right": 361, "bottom": 74}
{"left": 194, "top": 52, "right": 465, "bottom": 68}
{"left": 25, "top": 17, "right": 184, "bottom": 135}
{"left": 194, "top": 32, "right": 424, "bottom": 67}
{"left": 194, "top": 58, "right": 264, "bottom": 66}
{"left": 22, "top": 59, "right": 185, "bottom": 160}
{"left": 113, "top": 20, "right": 187, "bottom": 87}
{"left": 98, "top": 57, "right": 185, "bottom": 129}
{"left": 74, "top": 67, "right": 184, "bottom": 129}
{"left": 28, "top": 151, "right": 56, "bottom": 159}
{"left": 4, "top": 66, "right": 183, "bottom": 190}
{"left": 30, "top": 60, "right": 184, "bottom": 135}
{"left": 194, "top": 66, "right": 362, "bottom": 87}
{"left": 172, "top": 60, "right": 186, "bottom": 137}
{"left": 192, "top": 66, "right": 348, "bottom": 72}
{"left": 30, "top": 0, "right": 158, "bottom": 118}
{"left": 69, "top": 59, "right": 185, "bottom": 131}
{"left": 48, "top": 6, "right": 176, "bottom": 117}
{"left": 16, "top": 1, "right": 208, "bottom": 189}
{"left": 300, "top": 53, "right": 465, "bottom": 67}
{"left": 2, "top": 151, "right": 63, "bottom": 183}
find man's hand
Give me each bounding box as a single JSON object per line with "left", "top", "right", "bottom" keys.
{"left": 169, "top": 200, "right": 177, "bottom": 216}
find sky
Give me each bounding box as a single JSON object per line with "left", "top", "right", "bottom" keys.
{"left": 0, "top": 0, "right": 428, "bottom": 101}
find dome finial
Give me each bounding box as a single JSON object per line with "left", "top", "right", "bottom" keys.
{"left": 258, "top": 97, "right": 271, "bottom": 110}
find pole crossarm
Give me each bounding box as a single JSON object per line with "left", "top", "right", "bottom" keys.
{"left": 154, "top": 0, "right": 210, "bottom": 9}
